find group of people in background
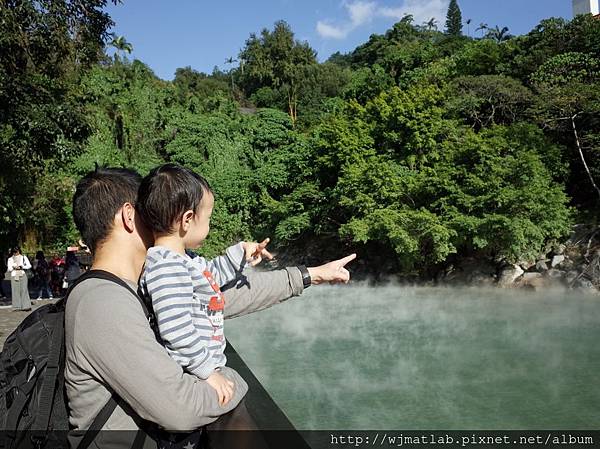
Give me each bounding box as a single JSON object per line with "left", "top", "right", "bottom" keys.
{"left": 0, "top": 247, "right": 88, "bottom": 311}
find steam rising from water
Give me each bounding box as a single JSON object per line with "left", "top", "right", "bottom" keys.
{"left": 226, "top": 284, "right": 600, "bottom": 429}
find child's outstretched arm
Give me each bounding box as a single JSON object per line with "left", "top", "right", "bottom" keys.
{"left": 243, "top": 238, "right": 273, "bottom": 267}
{"left": 197, "top": 238, "right": 273, "bottom": 287}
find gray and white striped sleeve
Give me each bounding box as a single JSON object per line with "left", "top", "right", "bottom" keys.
{"left": 201, "top": 242, "right": 246, "bottom": 286}
{"left": 145, "top": 256, "right": 218, "bottom": 379}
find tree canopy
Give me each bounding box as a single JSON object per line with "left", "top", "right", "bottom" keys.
{"left": 446, "top": 0, "right": 463, "bottom": 36}
{"left": 2, "top": 3, "right": 599, "bottom": 278}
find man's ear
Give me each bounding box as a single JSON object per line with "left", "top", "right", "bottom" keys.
{"left": 181, "top": 209, "right": 194, "bottom": 232}
{"left": 121, "top": 202, "right": 136, "bottom": 233}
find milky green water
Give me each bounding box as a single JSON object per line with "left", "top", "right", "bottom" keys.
{"left": 226, "top": 285, "right": 600, "bottom": 430}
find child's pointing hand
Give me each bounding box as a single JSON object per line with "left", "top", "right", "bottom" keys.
{"left": 243, "top": 238, "right": 273, "bottom": 267}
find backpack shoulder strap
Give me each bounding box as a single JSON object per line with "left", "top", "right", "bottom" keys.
{"left": 74, "top": 393, "right": 119, "bottom": 449}
{"left": 28, "top": 271, "right": 131, "bottom": 444}
{"left": 64, "top": 269, "right": 153, "bottom": 446}
{"left": 65, "top": 269, "right": 151, "bottom": 319}
{"left": 30, "top": 311, "right": 65, "bottom": 439}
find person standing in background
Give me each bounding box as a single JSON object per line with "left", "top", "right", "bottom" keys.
{"left": 49, "top": 253, "right": 65, "bottom": 297}
{"left": 7, "top": 246, "right": 31, "bottom": 311}
{"left": 34, "top": 250, "right": 53, "bottom": 300}
{"left": 0, "top": 253, "right": 7, "bottom": 299}
{"left": 64, "top": 251, "right": 82, "bottom": 289}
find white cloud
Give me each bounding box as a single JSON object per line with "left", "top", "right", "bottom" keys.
{"left": 347, "top": 1, "right": 377, "bottom": 26}
{"left": 379, "top": 0, "right": 448, "bottom": 25}
{"left": 316, "top": 1, "right": 377, "bottom": 40}
{"left": 316, "top": 21, "right": 349, "bottom": 39}
{"left": 316, "top": 0, "right": 450, "bottom": 40}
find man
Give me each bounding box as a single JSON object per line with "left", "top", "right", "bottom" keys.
{"left": 66, "top": 166, "right": 355, "bottom": 447}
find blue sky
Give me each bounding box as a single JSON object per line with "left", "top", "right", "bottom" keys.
{"left": 105, "top": 0, "right": 574, "bottom": 80}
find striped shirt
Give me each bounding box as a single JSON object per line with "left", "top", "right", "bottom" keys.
{"left": 140, "top": 243, "right": 246, "bottom": 379}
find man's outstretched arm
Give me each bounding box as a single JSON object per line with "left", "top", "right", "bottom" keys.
{"left": 223, "top": 254, "right": 357, "bottom": 319}
{"left": 223, "top": 267, "right": 303, "bottom": 319}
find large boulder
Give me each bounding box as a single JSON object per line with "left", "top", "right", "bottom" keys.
{"left": 498, "top": 264, "right": 524, "bottom": 287}
{"left": 522, "top": 272, "right": 543, "bottom": 281}
{"left": 546, "top": 269, "right": 565, "bottom": 279}
{"left": 442, "top": 257, "right": 497, "bottom": 285}
{"left": 565, "top": 271, "right": 580, "bottom": 285}
{"left": 518, "top": 259, "right": 536, "bottom": 271}
{"left": 573, "top": 278, "right": 598, "bottom": 294}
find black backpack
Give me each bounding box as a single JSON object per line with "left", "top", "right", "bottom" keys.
{"left": 0, "top": 270, "right": 153, "bottom": 449}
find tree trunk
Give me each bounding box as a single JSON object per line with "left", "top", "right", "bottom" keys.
{"left": 287, "top": 88, "right": 297, "bottom": 126}
{"left": 572, "top": 114, "right": 600, "bottom": 202}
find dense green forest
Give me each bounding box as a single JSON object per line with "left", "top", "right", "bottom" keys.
{"left": 1, "top": 0, "right": 599, "bottom": 278}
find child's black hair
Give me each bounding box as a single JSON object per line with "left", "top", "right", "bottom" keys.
{"left": 136, "top": 163, "right": 212, "bottom": 235}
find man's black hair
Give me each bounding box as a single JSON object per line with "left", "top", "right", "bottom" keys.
{"left": 136, "top": 163, "right": 212, "bottom": 235}
{"left": 72, "top": 166, "right": 142, "bottom": 254}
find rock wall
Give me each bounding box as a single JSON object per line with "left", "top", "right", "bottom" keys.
{"left": 440, "top": 224, "right": 600, "bottom": 294}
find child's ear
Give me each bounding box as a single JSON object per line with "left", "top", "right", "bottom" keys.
{"left": 181, "top": 209, "right": 195, "bottom": 231}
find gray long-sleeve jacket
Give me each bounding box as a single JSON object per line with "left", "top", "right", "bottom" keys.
{"left": 65, "top": 267, "right": 304, "bottom": 443}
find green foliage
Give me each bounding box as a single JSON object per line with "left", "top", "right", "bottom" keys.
{"left": 164, "top": 111, "right": 256, "bottom": 255}
{"left": 173, "top": 66, "right": 231, "bottom": 108}
{"left": 327, "top": 51, "right": 352, "bottom": 67}
{"left": 425, "top": 126, "right": 573, "bottom": 261}
{"left": 485, "top": 26, "right": 512, "bottom": 43}
{"left": 335, "top": 154, "right": 456, "bottom": 269}
{"left": 307, "top": 90, "right": 573, "bottom": 269}
{"left": 341, "top": 206, "right": 457, "bottom": 270}
{"left": 530, "top": 52, "right": 600, "bottom": 209}
{"left": 453, "top": 39, "right": 507, "bottom": 76}
{"left": 110, "top": 35, "right": 133, "bottom": 59}
{"left": 251, "top": 87, "right": 286, "bottom": 109}
{"left": 343, "top": 65, "right": 394, "bottom": 104}
{"left": 76, "top": 61, "right": 166, "bottom": 173}
{"left": 445, "top": 0, "right": 463, "bottom": 36}
{"left": 238, "top": 20, "right": 317, "bottom": 122}
{"left": 508, "top": 15, "right": 600, "bottom": 81}
{"left": 0, "top": 0, "right": 116, "bottom": 248}
{"left": 29, "top": 170, "right": 79, "bottom": 251}
{"left": 294, "top": 63, "right": 353, "bottom": 127}
{"left": 531, "top": 52, "right": 600, "bottom": 86}
{"left": 350, "top": 19, "right": 451, "bottom": 82}
{"left": 0, "top": 5, "right": 590, "bottom": 277}
{"left": 362, "top": 85, "right": 446, "bottom": 168}
{"left": 264, "top": 182, "right": 323, "bottom": 242}
{"left": 447, "top": 75, "right": 533, "bottom": 128}
{"left": 239, "top": 20, "right": 316, "bottom": 92}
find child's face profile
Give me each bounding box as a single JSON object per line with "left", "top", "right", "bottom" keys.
{"left": 185, "top": 189, "right": 214, "bottom": 248}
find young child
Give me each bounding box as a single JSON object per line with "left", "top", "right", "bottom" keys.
{"left": 137, "top": 163, "right": 271, "bottom": 407}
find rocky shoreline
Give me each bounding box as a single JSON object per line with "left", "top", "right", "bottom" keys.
{"left": 269, "top": 224, "right": 600, "bottom": 294}
{"left": 438, "top": 224, "right": 600, "bottom": 294}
